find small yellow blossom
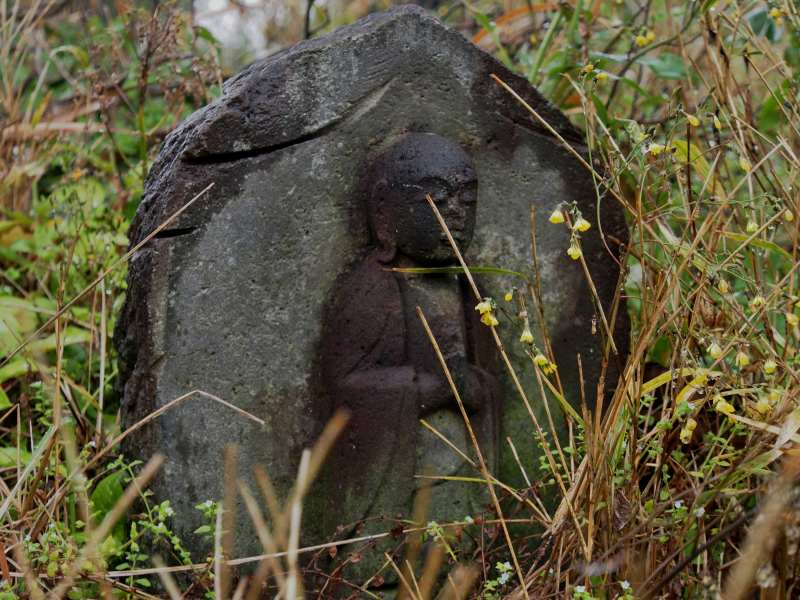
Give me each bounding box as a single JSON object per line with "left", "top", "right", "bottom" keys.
{"left": 647, "top": 143, "right": 666, "bottom": 156}
{"left": 783, "top": 210, "right": 794, "bottom": 223}
{"left": 745, "top": 219, "right": 758, "bottom": 234}
{"left": 754, "top": 398, "right": 772, "bottom": 416}
{"left": 533, "top": 353, "right": 549, "bottom": 368}
{"left": 70, "top": 168, "right": 85, "bottom": 181}
{"left": 549, "top": 209, "right": 566, "bottom": 224}
{"left": 786, "top": 312, "right": 799, "bottom": 327}
{"left": 739, "top": 155, "right": 752, "bottom": 172}
{"left": 718, "top": 279, "right": 730, "bottom": 294}
{"left": 475, "top": 299, "right": 494, "bottom": 315}
{"left": 635, "top": 34, "right": 648, "bottom": 47}
{"left": 504, "top": 291, "right": 513, "bottom": 302}
{"left": 581, "top": 63, "right": 595, "bottom": 74}
{"left": 707, "top": 341, "right": 724, "bottom": 360}
{"left": 646, "top": 29, "right": 656, "bottom": 42}
{"left": 770, "top": 7, "right": 784, "bottom": 25}
{"left": 686, "top": 113, "right": 700, "bottom": 127}
{"left": 680, "top": 418, "right": 698, "bottom": 444}
{"left": 713, "top": 395, "right": 735, "bottom": 416}
{"left": 573, "top": 217, "right": 592, "bottom": 232}
{"left": 520, "top": 325, "right": 534, "bottom": 345}
{"left": 595, "top": 71, "right": 609, "bottom": 81}
{"left": 567, "top": 242, "right": 582, "bottom": 261}
{"left": 735, "top": 350, "right": 750, "bottom": 369}
{"left": 480, "top": 311, "right": 499, "bottom": 327}
{"left": 768, "top": 388, "right": 781, "bottom": 404}
{"left": 763, "top": 359, "right": 777, "bottom": 375}
{"left": 749, "top": 295, "right": 765, "bottom": 311}
{"left": 713, "top": 115, "right": 722, "bottom": 131}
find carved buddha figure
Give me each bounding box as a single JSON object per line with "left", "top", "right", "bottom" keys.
{"left": 318, "top": 132, "right": 500, "bottom": 575}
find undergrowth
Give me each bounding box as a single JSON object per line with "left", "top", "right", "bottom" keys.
{"left": 1, "top": 0, "right": 800, "bottom": 598}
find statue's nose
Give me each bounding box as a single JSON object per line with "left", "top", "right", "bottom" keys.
{"left": 444, "top": 196, "right": 466, "bottom": 228}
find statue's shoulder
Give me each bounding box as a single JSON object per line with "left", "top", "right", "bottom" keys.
{"left": 320, "top": 253, "right": 406, "bottom": 379}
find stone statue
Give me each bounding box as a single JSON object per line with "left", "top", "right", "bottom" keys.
{"left": 115, "top": 4, "right": 628, "bottom": 575}
{"left": 317, "top": 133, "right": 500, "bottom": 548}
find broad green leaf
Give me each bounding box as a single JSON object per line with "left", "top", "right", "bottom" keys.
{"left": 639, "top": 52, "right": 687, "bottom": 80}
{"left": 91, "top": 470, "right": 127, "bottom": 545}
{"left": 646, "top": 336, "right": 672, "bottom": 368}
{"left": 91, "top": 471, "right": 125, "bottom": 522}
{"left": 0, "top": 327, "right": 91, "bottom": 383}
{"left": 0, "top": 446, "right": 32, "bottom": 468}
{"left": 0, "top": 387, "right": 10, "bottom": 410}
{"left": 721, "top": 232, "right": 793, "bottom": 262}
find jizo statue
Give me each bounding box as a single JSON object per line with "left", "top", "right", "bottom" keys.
{"left": 317, "top": 134, "right": 500, "bottom": 551}
{"left": 115, "top": 5, "right": 629, "bottom": 585}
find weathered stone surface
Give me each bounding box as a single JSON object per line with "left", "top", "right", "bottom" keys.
{"left": 115, "top": 3, "right": 628, "bottom": 571}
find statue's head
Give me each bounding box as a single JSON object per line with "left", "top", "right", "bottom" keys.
{"left": 365, "top": 133, "right": 478, "bottom": 264}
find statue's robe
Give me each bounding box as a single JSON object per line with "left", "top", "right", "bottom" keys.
{"left": 316, "top": 250, "right": 500, "bottom": 567}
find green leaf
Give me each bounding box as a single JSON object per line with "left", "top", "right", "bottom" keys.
{"left": 90, "top": 471, "right": 125, "bottom": 523}
{"left": 721, "top": 232, "right": 793, "bottom": 262}
{"left": 0, "top": 387, "right": 10, "bottom": 411}
{"left": 646, "top": 336, "right": 673, "bottom": 368}
{"left": 388, "top": 265, "right": 530, "bottom": 281}
{"left": 639, "top": 52, "right": 687, "bottom": 80}
{"left": 90, "top": 470, "right": 126, "bottom": 545}
{"left": 0, "top": 446, "right": 32, "bottom": 468}
{"left": 748, "top": 9, "right": 779, "bottom": 43}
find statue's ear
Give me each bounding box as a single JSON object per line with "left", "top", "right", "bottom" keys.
{"left": 369, "top": 179, "right": 397, "bottom": 263}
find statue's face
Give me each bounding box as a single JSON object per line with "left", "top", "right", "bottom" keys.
{"left": 370, "top": 134, "right": 478, "bottom": 265}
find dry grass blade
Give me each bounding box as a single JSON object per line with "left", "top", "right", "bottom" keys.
{"left": 220, "top": 445, "right": 239, "bottom": 598}
{"left": 721, "top": 457, "right": 800, "bottom": 600}
{"left": 151, "top": 556, "right": 183, "bottom": 600}
{"left": 416, "top": 306, "right": 529, "bottom": 599}
{"left": 435, "top": 563, "right": 480, "bottom": 600}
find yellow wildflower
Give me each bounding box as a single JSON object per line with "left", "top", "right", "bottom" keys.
{"left": 520, "top": 325, "right": 534, "bottom": 345}
{"left": 504, "top": 290, "right": 513, "bottom": 302}
{"left": 713, "top": 395, "right": 735, "bottom": 416}
{"left": 707, "top": 341, "right": 724, "bottom": 360}
{"left": 745, "top": 219, "right": 758, "bottom": 234}
{"left": 749, "top": 295, "right": 765, "bottom": 311}
{"left": 549, "top": 209, "right": 566, "bottom": 224}
{"left": 567, "top": 242, "right": 582, "bottom": 261}
{"left": 581, "top": 63, "right": 595, "bottom": 74}
{"left": 680, "top": 418, "right": 697, "bottom": 444}
{"left": 713, "top": 115, "right": 722, "bottom": 131}
{"left": 768, "top": 388, "right": 781, "bottom": 404}
{"left": 783, "top": 210, "right": 794, "bottom": 223}
{"left": 635, "top": 34, "right": 648, "bottom": 47}
{"left": 770, "top": 7, "right": 784, "bottom": 25}
{"left": 739, "top": 155, "right": 752, "bottom": 172}
{"left": 475, "top": 299, "right": 493, "bottom": 315}
{"left": 646, "top": 29, "right": 656, "bottom": 42}
{"left": 647, "top": 143, "right": 665, "bottom": 156}
{"left": 718, "top": 279, "right": 730, "bottom": 294}
{"left": 533, "top": 353, "right": 549, "bottom": 368}
{"left": 573, "top": 217, "right": 592, "bottom": 232}
{"left": 754, "top": 398, "right": 772, "bottom": 416}
{"left": 686, "top": 113, "right": 700, "bottom": 127}
{"left": 595, "top": 71, "right": 609, "bottom": 81}
{"left": 480, "top": 311, "right": 499, "bottom": 327}
{"left": 763, "top": 359, "right": 777, "bottom": 375}
{"left": 735, "top": 350, "right": 750, "bottom": 369}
